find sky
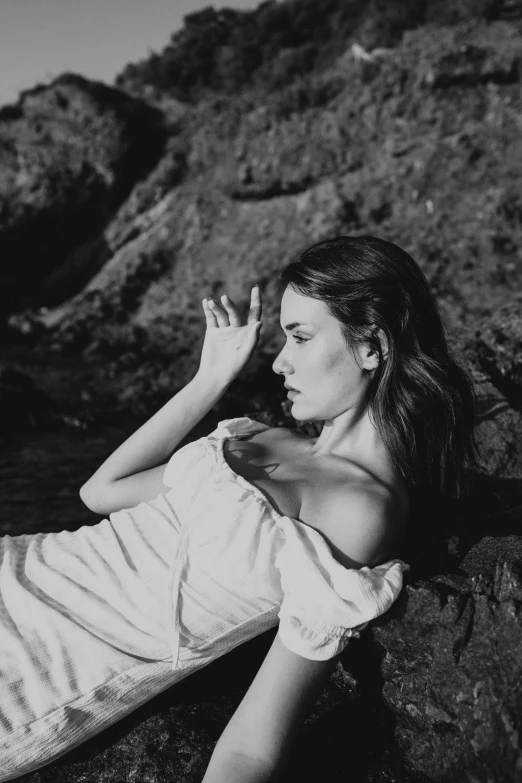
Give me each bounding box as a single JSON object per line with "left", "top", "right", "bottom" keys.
{"left": 0, "top": 0, "right": 263, "bottom": 106}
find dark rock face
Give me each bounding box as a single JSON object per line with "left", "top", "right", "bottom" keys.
{"left": 0, "top": 365, "right": 53, "bottom": 433}
{"left": 472, "top": 375, "right": 522, "bottom": 480}
{"left": 474, "top": 302, "right": 522, "bottom": 411}
{"left": 365, "top": 556, "right": 522, "bottom": 783}
{"left": 11, "top": 18, "right": 521, "bottom": 424}
{"left": 0, "top": 74, "right": 167, "bottom": 315}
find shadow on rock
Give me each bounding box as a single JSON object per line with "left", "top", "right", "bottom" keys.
{"left": 0, "top": 365, "right": 55, "bottom": 435}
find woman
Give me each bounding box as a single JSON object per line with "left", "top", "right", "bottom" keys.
{"left": 0, "top": 235, "right": 476, "bottom": 782}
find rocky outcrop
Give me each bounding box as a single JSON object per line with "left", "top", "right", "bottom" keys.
{"left": 0, "top": 74, "right": 167, "bottom": 316}
{"left": 349, "top": 554, "right": 522, "bottom": 783}
{"left": 474, "top": 302, "right": 522, "bottom": 411}
{"left": 8, "top": 20, "right": 520, "bottom": 421}
{"left": 0, "top": 365, "right": 53, "bottom": 434}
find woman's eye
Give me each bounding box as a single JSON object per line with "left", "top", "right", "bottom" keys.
{"left": 293, "top": 335, "right": 307, "bottom": 344}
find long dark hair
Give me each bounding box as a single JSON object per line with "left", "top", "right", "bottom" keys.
{"left": 278, "top": 235, "right": 480, "bottom": 501}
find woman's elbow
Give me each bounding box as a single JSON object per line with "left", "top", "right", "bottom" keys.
{"left": 79, "top": 482, "right": 107, "bottom": 514}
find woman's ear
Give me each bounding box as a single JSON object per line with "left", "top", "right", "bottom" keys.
{"left": 360, "top": 329, "right": 388, "bottom": 370}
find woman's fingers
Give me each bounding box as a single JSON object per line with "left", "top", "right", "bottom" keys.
{"left": 202, "top": 297, "right": 219, "bottom": 328}
{"left": 206, "top": 296, "right": 230, "bottom": 327}
{"left": 219, "top": 294, "right": 242, "bottom": 327}
{"left": 246, "top": 285, "right": 262, "bottom": 325}
{"left": 202, "top": 286, "right": 261, "bottom": 327}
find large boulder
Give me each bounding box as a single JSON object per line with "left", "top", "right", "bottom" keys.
{"left": 0, "top": 74, "right": 167, "bottom": 316}
{"left": 474, "top": 302, "right": 522, "bottom": 408}
{"left": 0, "top": 365, "right": 53, "bottom": 434}
{"left": 343, "top": 552, "right": 522, "bottom": 783}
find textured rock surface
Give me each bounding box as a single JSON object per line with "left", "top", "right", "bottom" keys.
{"left": 7, "top": 17, "right": 520, "bottom": 424}
{"left": 0, "top": 74, "right": 167, "bottom": 314}
{"left": 364, "top": 555, "right": 522, "bottom": 783}
{"left": 474, "top": 302, "right": 522, "bottom": 409}
{"left": 0, "top": 365, "right": 53, "bottom": 433}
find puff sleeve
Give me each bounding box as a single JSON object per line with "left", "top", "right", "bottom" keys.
{"left": 162, "top": 417, "right": 271, "bottom": 509}
{"left": 210, "top": 416, "right": 272, "bottom": 439}
{"left": 274, "top": 520, "right": 409, "bottom": 660}
{"left": 162, "top": 438, "right": 209, "bottom": 489}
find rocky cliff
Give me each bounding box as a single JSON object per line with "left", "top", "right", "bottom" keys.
{"left": 0, "top": 74, "right": 167, "bottom": 316}
{"left": 2, "top": 1, "right": 522, "bottom": 781}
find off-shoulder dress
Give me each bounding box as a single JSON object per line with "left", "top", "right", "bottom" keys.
{"left": 0, "top": 417, "right": 409, "bottom": 780}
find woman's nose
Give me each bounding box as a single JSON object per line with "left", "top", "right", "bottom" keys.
{"left": 272, "top": 346, "right": 293, "bottom": 375}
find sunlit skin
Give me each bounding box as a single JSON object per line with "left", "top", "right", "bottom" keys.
{"left": 272, "top": 286, "right": 392, "bottom": 471}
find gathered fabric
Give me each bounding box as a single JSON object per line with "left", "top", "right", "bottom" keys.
{"left": 0, "top": 417, "right": 409, "bottom": 781}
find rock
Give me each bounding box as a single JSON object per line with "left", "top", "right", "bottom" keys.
{"left": 0, "top": 365, "right": 53, "bottom": 434}
{"left": 0, "top": 73, "right": 167, "bottom": 316}
{"left": 470, "top": 372, "right": 522, "bottom": 492}
{"left": 459, "top": 535, "right": 522, "bottom": 584}
{"left": 353, "top": 554, "right": 522, "bottom": 783}
{"left": 15, "top": 19, "right": 521, "bottom": 399}
{"left": 474, "top": 302, "right": 522, "bottom": 411}
{"left": 425, "top": 41, "right": 521, "bottom": 89}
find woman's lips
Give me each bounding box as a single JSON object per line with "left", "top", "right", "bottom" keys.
{"left": 287, "top": 389, "right": 300, "bottom": 399}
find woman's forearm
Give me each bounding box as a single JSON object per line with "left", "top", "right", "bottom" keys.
{"left": 84, "top": 371, "right": 229, "bottom": 485}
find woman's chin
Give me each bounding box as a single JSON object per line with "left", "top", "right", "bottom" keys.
{"left": 289, "top": 400, "right": 306, "bottom": 419}
{"left": 287, "top": 395, "right": 321, "bottom": 422}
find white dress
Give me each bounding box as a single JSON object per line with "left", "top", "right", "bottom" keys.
{"left": 0, "top": 417, "right": 409, "bottom": 781}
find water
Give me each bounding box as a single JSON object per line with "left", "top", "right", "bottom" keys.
{"left": 0, "top": 421, "right": 138, "bottom": 537}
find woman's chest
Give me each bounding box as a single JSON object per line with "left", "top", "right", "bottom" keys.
{"left": 222, "top": 432, "right": 338, "bottom": 522}
{"left": 221, "top": 430, "right": 408, "bottom": 568}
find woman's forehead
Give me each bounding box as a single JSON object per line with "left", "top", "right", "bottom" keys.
{"left": 280, "top": 287, "right": 332, "bottom": 326}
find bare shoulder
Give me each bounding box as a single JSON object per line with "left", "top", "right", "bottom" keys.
{"left": 245, "top": 424, "right": 407, "bottom": 568}
{"left": 301, "top": 483, "right": 407, "bottom": 569}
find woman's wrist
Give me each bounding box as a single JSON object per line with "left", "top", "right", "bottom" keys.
{"left": 193, "top": 368, "right": 234, "bottom": 397}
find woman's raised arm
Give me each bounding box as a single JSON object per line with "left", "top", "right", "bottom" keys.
{"left": 79, "top": 285, "right": 262, "bottom": 515}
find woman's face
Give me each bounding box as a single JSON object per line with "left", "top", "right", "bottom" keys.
{"left": 272, "top": 286, "right": 373, "bottom": 421}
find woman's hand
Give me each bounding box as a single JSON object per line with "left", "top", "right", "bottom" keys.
{"left": 197, "top": 285, "right": 262, "bottom": 388}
